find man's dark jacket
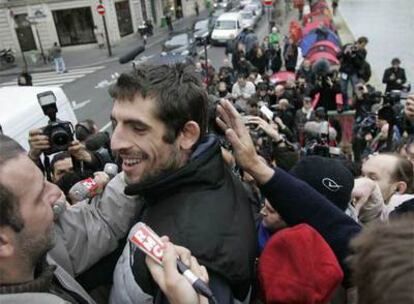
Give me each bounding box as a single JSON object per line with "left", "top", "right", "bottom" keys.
{"left": 125, "top": 135, "right": 257, "bottom": 302}
{"left": 382, "top": 67, "right": 407, "bottom": 92}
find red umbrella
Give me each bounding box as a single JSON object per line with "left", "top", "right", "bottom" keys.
{"left": 270, "top": 71, "right": 296, "bottom": 84}
{"left": 308, "top": 52, "right": 339, "bottom": 65}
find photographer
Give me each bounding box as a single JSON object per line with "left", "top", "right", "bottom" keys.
{"left": 382, "top": 58, "right": 407, "bottom": 93}
{"left": 310, "top": 67, "right": 342, "bottom": 112}
{"left": 338, "top": 36, "right": 369, "bottom": 106}
{"left": 353, "top": 82, "right": 381, "bottom": 121}
{"left": 28, "top": 128, "right": 102, "bottom": 181}
{"left": 246, "top": 115, "right": 298, "bottom": 171}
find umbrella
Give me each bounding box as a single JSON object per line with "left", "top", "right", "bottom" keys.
{"left": 307, "top": 40, "right": 340, "bottom": 57}
{"left": 300, "top": 28, "right": 340, "bottom": 56}
{"left": 270, "top": 71, "right": 296, "bottom": 84}
{"left": 308, "top": 51, "right": 339, "bottom": 65}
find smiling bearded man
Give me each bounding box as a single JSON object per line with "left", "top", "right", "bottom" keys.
{"left": 109, "top": 63, "right": 257, "bottom": 304}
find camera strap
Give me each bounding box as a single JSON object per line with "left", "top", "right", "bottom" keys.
{"left": 43, "top": 154, "right": 52, "bottom": 182}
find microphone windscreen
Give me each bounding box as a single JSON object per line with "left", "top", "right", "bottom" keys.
{"left": 69, "top": 182, "right": 91, "bottom": 202}
{"left": 119, "top": 45, "right": 145, "bottom": 64}
{"left": 85, "top": 132, "right": 110, "bottom": 151}
{"left": 104, "top": 163, "right": 119, "bottom": 178}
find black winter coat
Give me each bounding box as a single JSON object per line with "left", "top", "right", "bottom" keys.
{"left": 382, "top": 67, "right": 407, "bottom": 92}
{"left": 125, "top": 135, "right": 257, "bottom": 302}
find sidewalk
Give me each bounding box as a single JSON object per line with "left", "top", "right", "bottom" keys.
{"left": 0, "top": 10, "right": 208, "bottom": 78}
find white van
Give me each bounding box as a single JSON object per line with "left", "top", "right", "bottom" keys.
{"left": 211, "top": 12, "right": 243, "bottom": 45}
{"left": 0, "top": 86, "right": 78, "bottom": 151}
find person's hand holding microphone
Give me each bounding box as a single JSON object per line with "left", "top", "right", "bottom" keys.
{"left": 146, "top": 236, "right": 210, "bottom": 304}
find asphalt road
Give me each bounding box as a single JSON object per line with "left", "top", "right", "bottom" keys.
{"left": 63, "top": 13, "right": 270, "bottom": 132}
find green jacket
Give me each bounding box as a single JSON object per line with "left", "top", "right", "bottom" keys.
{"left": 269, "top": 32, "right": 281, "bottom": 45}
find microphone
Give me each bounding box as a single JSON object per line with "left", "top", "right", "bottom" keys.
{"left": 68, "top": 163, "right": 118, "bottom": 202}
{"left": 52, "top": 198, "right": 67, "bottom": 220}
{"left": 85, "top": 132, "right": 111, "bottom": 151}
{"left": 129, "top": 222, "right": 217, "bottom": 302}
{"left": 119, "top": 45, "right": 145, "bottom": 64}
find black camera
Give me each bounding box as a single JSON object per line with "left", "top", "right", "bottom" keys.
{"left": 37, "top": 91, "right": 74, "bottom": 155}
{"left": 41, "top": 121, "right": 74, "bottom": 155}
{"left": 383, "top": 86, "right": 410, "bottom": 105}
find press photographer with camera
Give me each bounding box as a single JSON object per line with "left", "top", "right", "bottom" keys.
{"left": 28, "top": 128, "right": 96, "bottom": 180}
{"left": 26, "top": 91, "right": 114, "bottom": 184}
{"left": 310, "top": 59, "right": 342, "bottom": 112}
{"left": 338, "top": 36, "right": 369, "bottom": 106}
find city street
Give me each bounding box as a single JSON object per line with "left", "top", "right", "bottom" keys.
{"left": 1, "top": 0, "right": 413, "bottom": 132}
{"left": 0, "top": 11, "right": 271, "bottom": 132}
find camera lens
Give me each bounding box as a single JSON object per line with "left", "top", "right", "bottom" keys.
{"left": 51, "top": 127, "right": 71, "bottom": 148}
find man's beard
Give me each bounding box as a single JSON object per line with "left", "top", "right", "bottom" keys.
{"left": 127, "top": 144, "right": 184, "bottom": 185}
{"left": 16, "top": 224, "right": 56, "bottom": 271}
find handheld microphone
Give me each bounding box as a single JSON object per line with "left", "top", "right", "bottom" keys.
{"left": 85, "top": 132, "right": 111, "bottom": 151}
{"left": 52, "top": 198, "right": 67, "bottom": 220}
{"left": 68, "top": 163, "right": 118, "bottom": 202}
{"left": 129, "top": 222, "right": 217, "bottom": 302}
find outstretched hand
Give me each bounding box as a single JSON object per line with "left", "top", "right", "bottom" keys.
{"left": 216, "top": 99, "right": 275, "bottom": 184}
{"left": 216, "top": 99, "right": 259, "bottom": 171}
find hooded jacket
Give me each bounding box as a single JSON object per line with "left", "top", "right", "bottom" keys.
{"left": 124, "top": 135, "right": 257, "bottom": 301}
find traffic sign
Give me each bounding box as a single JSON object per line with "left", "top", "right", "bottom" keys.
{"left": 262, "top": 0, "right": 273, "bottom": 6}
{"left": 97, "top": 4, "right": 105, "bottom": 15}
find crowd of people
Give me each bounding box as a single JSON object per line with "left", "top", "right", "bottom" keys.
{"left": 1, "top": 1, "right": 414, "bottom": 304}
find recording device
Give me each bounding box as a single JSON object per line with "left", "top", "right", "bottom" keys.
{"left": 37, "top": 91, "right": 74, "bottom": 155}
{"left": 68, "top": 163, "right": 118, "bottom": 202}
{"left": 129, "top": 222, "right": 217, "bottom": 302}
{"left": 119, "top": 45, "right": 146, "bottom": 64}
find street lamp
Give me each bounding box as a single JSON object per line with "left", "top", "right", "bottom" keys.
{"left": 31, "top": 20, "right": 47, "bottom": 64}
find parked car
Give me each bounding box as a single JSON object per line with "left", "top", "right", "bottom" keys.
{"left": 162, "top": 32, "right": 197, "bottom": 56}
{"left": 214, "top": 0, "right": 235, "bottom": 11}
{"left": 240, "top": 9, "right": 257, "bottom": 29}
{"left": 244, "top": 1, "right": 263, "bottom": 16}
{"left": 193, "top": 19, "right": 213, "bottom": 44}
{"left": 211, "top": 12, "right": 243, "bottom": 45}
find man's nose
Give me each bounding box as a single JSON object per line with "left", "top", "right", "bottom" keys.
{"left": 111, "top": 124, "right": 131, "bottom": 152}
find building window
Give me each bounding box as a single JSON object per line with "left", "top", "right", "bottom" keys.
{"left": 115, "top": 0, "right": 133, "bottom": 37}
{"left": 14, "top": 14, "right": 37, "bottom": 51}
{"left": 52, "top": 7, "right": 96, "bottom": 46}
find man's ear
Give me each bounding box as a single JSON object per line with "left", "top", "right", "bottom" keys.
{"left": 0, "top": 229, "right": 15, "bottom": 259}
{"left": 178, "top": 121, "right": 200, "bottom": 150}
{"left": 395, "top": 181, "right": 407, "bottom": 194}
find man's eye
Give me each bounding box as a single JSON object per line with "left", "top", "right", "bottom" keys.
{"left": 133, "top": 126, "right": 146, "bottom": 132}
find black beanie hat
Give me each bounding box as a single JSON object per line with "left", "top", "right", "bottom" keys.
{"left": 290, "top": 156, "right": 354, "bottom": 211}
